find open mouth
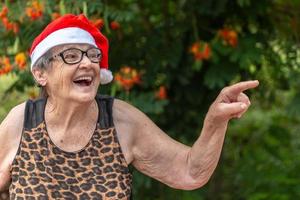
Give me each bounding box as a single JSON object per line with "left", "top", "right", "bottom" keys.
{"left": 73, "top": 76, "right": 93, "bottom": 87}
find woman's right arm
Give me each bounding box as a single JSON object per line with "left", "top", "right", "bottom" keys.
{"left": 0, "top": 103, "right": 25, "bottom": 192}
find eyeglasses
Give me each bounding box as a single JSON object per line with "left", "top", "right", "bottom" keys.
{"left": 50, "top": 47, "right": 102, "bottom": 65}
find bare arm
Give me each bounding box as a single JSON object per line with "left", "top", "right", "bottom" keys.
{"left": 114, "top": 80, "right": 259, "bottom": 190}
{"left": 0, "top": 103, "right": 25, "bottom": 192}
{"left": 186, "top": 81, "right": 259, "bottom": 189}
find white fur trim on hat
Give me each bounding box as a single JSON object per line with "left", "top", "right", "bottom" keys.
{"left": 30, "top": 27, "right": 97, "bottom": 69}
{"left": 100, "top": 69, "right": 113, "bottom": 84}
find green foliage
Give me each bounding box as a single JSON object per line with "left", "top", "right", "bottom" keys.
{"left": 0, "top": 74, "right": 29, "bottom": 121}
{"left": 0, "top": 0, "right": 299, "bottom": 199}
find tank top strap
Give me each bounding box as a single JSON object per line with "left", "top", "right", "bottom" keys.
{"left": 23, "top": 98, "right": 47, "bottom": 130}
{"left": 24, "top": 95, "right": 114, "bottom": 130}
{"left": 95, "top": 95, "right": 114, "bottom": 129}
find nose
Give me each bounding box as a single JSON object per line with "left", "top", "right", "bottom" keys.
{"left": 79, "top": 53, "right": 92, "bottom": 67}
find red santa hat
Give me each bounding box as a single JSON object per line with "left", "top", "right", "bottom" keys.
{"left": 30, "top": 14, "right": 113, "bottom": 84}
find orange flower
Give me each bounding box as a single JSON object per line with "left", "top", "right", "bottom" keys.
{"left": 194, "top": 52, "right": 203, "bottom": 60}
{"left": 0, "top": 56, "right": 12, "bottom": 74}
{"left": 92, "top": 18, "right": 104, "bottom": 29}
{"left": 51, "top": 12, "right": 61, "bottom": 20}
{"left": 2, "top": 17, "right": 10, "bottom": 29}
{"left": 218, "top": 28, "right": 238, "bottom": 47}
{"left": 0, "top": 16, "right": 18, "bottom": 34}
{"left": 15, "top": 52, "right": 27, "bottom": 70}
{"left": 110, "top": 21, "right": 120, "bottom": 30}
{"left": 12, "top": 22, "right": 19, "bottom": 34}
{"left": 155, "top": 86, "right": 167, "bottom": 100}
{"left": 189, "top": 41, "right": 212, "bottom": 61}
{"left": 26, "top": 0, "right": 43, "bottom": 20}
{"left": 0, "top": 6, "right": 8, "bottom": 18}
{"left": 122, "top": 66, "right": 131, "bottom": 74}
{"left": 114, "top": 66, "right": 141, "bottom": 91}
{"left": 202, "top": 43, "right": 211, "bottom": 60}
{"left": 189, "top": 42, "right": 200, "bottom": 55}
{"left": 0, "top": 6, "right": 19, "bottom": 34}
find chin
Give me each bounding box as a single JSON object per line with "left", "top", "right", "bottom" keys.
{"left": 69, "top": 81, "right": 100, "bottom": 102}
{"left": 70, "top": 91, "right": 97, "bottom": 103}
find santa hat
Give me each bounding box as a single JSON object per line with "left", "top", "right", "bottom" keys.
{"left": 30, "top": 14, "right": 113, "bottom": 84}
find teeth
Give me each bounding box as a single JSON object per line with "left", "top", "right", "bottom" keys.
{"left": 74, "top": 76, "right": 92, "bottom": 82}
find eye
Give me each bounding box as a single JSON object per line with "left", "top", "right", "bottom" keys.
{"left": 63, "top": 49, "right": 81, "bottom": 61}
{"left": 88, "top": 49, "right": 102, "bottom": 59}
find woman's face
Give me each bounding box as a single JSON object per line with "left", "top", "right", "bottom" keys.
{"left": 44, "top": 44, "right": 101, "bottom": 103}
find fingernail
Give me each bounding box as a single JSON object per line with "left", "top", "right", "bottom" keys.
{"left": 241, "top": 103, "right": 247, "bottom": 109}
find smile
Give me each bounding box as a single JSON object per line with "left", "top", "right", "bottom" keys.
{"left": 73, "top": 76, "right": 93, "bottom": 87}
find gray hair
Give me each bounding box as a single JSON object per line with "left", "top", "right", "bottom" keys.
{"left": 32, "top": 50, "right": 53, "bottom": 70}
{"left": 32, "top": 50, "right": 53, "bottom": 98}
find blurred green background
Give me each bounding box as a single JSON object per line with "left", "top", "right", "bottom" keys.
{"left": 0, "top": 0, "right": 300, "bottom": 199}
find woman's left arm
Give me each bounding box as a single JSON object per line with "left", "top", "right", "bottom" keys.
{"left": 114, "top": 80, "right": 259, "bottom": 190}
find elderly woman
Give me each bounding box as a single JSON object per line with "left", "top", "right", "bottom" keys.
{"left": 0, "top": 14, "right": 258, "bottom": 199}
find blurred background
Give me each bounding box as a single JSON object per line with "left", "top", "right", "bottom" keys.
{"left": 0, "top": 0, "right": 300, "bottom": 199}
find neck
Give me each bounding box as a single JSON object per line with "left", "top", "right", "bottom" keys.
{"left": 45, "top": 96, "right": 98, "bottom": 132}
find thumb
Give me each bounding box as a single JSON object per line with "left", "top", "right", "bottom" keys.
{"left": 221, "top": 102, "right": 247, "bottom": 117}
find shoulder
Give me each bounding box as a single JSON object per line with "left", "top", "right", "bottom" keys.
{"left": 2, "top": 102, "right": 26, "bottom": 126}
{"left": 113, "top": 98, "right": 146, "bottom": 127}
{"left": 0, "top": 102, "right": 26, "bottom": 145}
{"left": 112, "top": 99, "right": 150, "bottom": 164}
{"left": 112, "top": 98, "right": 165, "bottom": 147}
{"left": 0, "top": 102, "right": 26, "bottom": 172}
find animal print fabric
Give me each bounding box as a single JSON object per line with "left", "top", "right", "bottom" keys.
{"left": 9, "top": 96, "right": 132, "bottom": 200}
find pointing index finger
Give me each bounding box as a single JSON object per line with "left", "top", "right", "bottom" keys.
{"left": 227, "top": 80, "right": 259, "bottom": 95}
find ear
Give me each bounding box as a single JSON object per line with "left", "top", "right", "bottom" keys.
{"left": 32, "top": 68, "right": 48, "bottom": 86}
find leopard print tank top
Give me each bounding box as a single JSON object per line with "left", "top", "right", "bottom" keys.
{"left": 9, "top": 95, "right": 132, "bottom": 199}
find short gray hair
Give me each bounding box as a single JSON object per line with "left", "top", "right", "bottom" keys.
{"left": 32, "top": 50, "right": 53, "bottom": 98}
{"left": 32, "top": 50, "right": 53, "bottom": 71}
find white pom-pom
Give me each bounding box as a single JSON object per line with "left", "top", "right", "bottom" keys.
{"left": 100, "top": 69, "right": 113, "bottom": 84}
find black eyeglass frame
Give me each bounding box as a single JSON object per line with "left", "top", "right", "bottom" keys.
{"left": 49, "top": 47, "right": 102, "bottom": 65}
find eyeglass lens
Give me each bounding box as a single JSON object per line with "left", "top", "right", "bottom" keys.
{"left": 62, "top": 48, "right": 102, "bottom": 64}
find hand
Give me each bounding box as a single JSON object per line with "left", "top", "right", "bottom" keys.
{"left": 206, "top": 80, "right": 259, "bottom": 124}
